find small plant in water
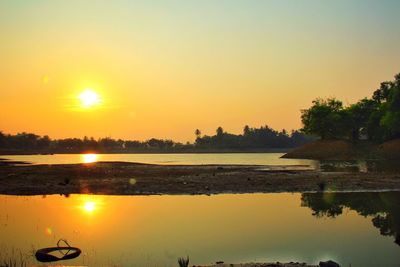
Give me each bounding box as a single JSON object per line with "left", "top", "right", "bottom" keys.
{"left": 178, "top": 256, "right": 189, "bottom": 267}
{"left": 0, "top": 249, "right": 27, "bottom": 267}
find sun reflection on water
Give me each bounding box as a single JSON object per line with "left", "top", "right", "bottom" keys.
{"left": 79, "top": 196, "right": 104, "bottom": 215}
{"left": 83, "top": 201, "right": 96, "bottom": 213}
{"left": 82, "top": 153, "right": 98, "bottom": 163}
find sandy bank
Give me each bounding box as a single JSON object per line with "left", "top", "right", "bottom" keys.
{"left": 1, "top": 161, "right": 400, "bottom": 195}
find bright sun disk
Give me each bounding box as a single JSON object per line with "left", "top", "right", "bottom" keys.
{"left": 79, "top": 89, "right": 100, "bottom": 108}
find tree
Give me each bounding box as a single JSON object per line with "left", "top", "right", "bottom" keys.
{"left": 37, "top": 135, "right": 51, "bottom": 149}
{"left": 372, "top": 82, "right": 392, "bottom": 104}
{"left": 344, "top": 98, "right": 377, "bottom": 142}
{"left": 381, "top": 83, "right": 400, "bottom": 139}
{"left": 194, "top": 129, "right": 201, "bottom": 138}
{"left": 216, "top": 127, "right": 224, "bottom": 137}
{"left": 0, "top": 131, "right": 5, "bottom": 148}
{"left": 301, "top": 98, "right": 346, "bottom": 139}
{"left": 368, "top": 73, "right": 400, "bottom": 141}
{"left": 243, "top": 125, "right": 251, "bottom": 136}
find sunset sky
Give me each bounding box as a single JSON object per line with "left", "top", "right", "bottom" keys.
{"left": 1, "top": 0, "right": 400, "bottom": 142}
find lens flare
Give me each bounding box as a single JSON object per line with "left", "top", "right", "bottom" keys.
{"left": 45, "top": 227, "right": 53, "bottom": 235}
{"left": 41, "top": 75, "right": 49, "bottom": 84}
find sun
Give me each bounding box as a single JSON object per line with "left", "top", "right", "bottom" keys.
{"left": 79, "top": 89, "right": 100, "bottom": 108}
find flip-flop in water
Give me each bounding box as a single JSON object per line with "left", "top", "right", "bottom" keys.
{"left": 35, "top": 239, "right": 81, "bottom": 262}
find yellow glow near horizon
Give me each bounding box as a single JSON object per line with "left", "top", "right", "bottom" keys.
{"left": 82, "top": 153, "right": 98, "bottom": 163}
{"left": 79, "top": 89, "right": 100, "bottom": 108}
{"left": 1, "top": 2, "right": 400, "bottom": 142}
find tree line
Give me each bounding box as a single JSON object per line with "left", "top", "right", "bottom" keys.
{"left": 0, "top": 126, "right": 314, "bottom": 154}
{"left": 194, "top": 126, "right": 313, "bottom": 149}
{"left": 301, "top": 73, "right": 400, "bottom": 143}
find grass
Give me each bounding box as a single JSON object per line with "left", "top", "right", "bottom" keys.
{"left": 0, "top": 257, "right": 26, "bottom": 267}
{"left": 0, "top": 249, "right": 27, "bottom": 267}
{"left": 178, "top": 256, "right": 189, "bottom": 267}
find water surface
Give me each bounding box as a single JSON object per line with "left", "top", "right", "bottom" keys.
{"left": 1, "top": 192, "right": 400, "bottom": 267}
{"left": 2, "top": 153, "right": 317, "bottom": 169}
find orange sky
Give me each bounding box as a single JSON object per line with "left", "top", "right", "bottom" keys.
{"left": 1, "top": 1, "right": 399, "bottom": 142}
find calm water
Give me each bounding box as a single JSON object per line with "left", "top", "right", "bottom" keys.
{"left": 2, "top": 153, "right": 317, "bottom": 169}
{"left": 1, "top": 192, "right": 400, "bottom": 267}
{"left": 7, "top": 153, "right": 397, "bottom": 172}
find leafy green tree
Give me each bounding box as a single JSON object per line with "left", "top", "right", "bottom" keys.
{"left": 344, "top": 98, "right": 377, "bottom": 142}
{"left": 381, "top": 82, "right": 400, "bottom": 139}
{"left": 301, "top": 98, "right": 346, "bottom": 139}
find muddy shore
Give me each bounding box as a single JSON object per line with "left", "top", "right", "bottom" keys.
{"left": 201, "top": 263, "right": 319, "bottom": 267}
{"left": 1, "top": 161, "right": 400, "bottom": 195}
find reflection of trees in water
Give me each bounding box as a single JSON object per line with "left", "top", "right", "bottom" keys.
{"left": 301, "top": 192, "right": 400, "bottom": 246}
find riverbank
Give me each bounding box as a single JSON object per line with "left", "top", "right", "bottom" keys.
{"left": 282, "top": 139, "right": 400, "bottom": 160}
{"left": 1, "top": 161, "right": 400, "bottom": 195}
{"left": 199, "top": 262, "right": 322, "bottom": 267}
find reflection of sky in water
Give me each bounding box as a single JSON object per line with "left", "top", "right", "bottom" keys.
{"left": 0, "top": 193, "right": 400, "bottom": 267}
{"left": 2, "top": 153, "right": 318, "bottom": 169}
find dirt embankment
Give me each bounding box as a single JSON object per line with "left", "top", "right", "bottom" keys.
{"left": 1, "top": 161, "right": 400, "bottom": 196}
{"left": 200, "top": 262, "right": 321, "bottom": 267}
{"left": 281, "top": 140, "right": 358, "bottom": 160}
{"left": 282, "top": 139, "right": 400, "bottom": 160}
{"left": 376, "top": 139, "right": 400, "bottom": 159}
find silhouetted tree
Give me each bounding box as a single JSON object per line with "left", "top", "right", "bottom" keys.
{"left": 0, "top": 126, "right": 314, "bottom": 153}
{"left": 0, "top": 131, "right": 5, "bottom": 148}
{"left": 194, "top": 125, "right": 314, "bottom": 149}
{"left": 37, "top": 135, "right": 51, "bottom": 149}
{"left": 125, "top": 140, "right": 143, "bottom": 149}
{"left": 243, "top": 125, "right": 250, "bottom": 136}
{"left": 373, "top": 81, "right": 392, "bottom": 104}
{"left": 195, "top": 129, "right": 201, "bottom": 138}
{"left": 216, "top": 127, "right": 224, "bottom": 137}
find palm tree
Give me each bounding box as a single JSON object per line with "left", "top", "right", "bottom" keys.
{"left": 195, "top": 129, "right": 201, "bottom": 138}
{"left": 216, "top": 127, "right": 224, "bottom": 137}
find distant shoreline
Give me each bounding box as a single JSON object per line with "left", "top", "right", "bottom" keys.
{"left": 1, "top": 161, "right": 400, "bottom": 196}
